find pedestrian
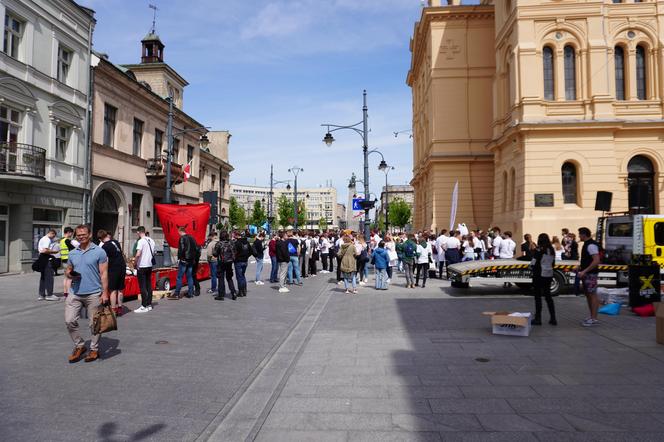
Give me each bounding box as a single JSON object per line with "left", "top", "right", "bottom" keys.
{"left": 462, "top": 235, "right": 475, "bottom": 261}
{"left": 566, "top": 232, "right": 580, "bottom": 260}
{"left": 339, "top": 235, "right": 358, "bottom": 294}
{"left": 319, "top": 233, "right": 330, "bottom": 273}
{"left": 334, "top": 233, "right": 343, "bottom": 283}
{"left": 59, "top": 227, "right": 79, "bottom": 296}
{"left": 499, "top": 231, "right": 516, "bottom": 259}
{"left": 328, "top": 232, "right": 337, "bottom": 275}
{"left": 531, "top": 233, "right": 557, "bottom": 326}
{"left": 308, "top": 233, "right": 319, "bottom": 276}
{"left": 168, "top": 227, "right": 198, "bottom": 300}
{"left": 356, "top": 236, "right": 369, "bottom": 285}
{"left": 98, "top": 230, "right": 126, "bottom": 316}
{"left": 372, "top": 241, "right": 390, "bottom": 290}
{"left": 415, "top": 236, "right": 433, "bottom": 288}
{"left": 133, "top": 226, "right": 155, "bottom": 312}
{"left": 445, "top": 230, "right": 461, "bottom": 267}
{"left": 234, "top": 231, "right": 252, "bottom": 297}
{"left": 577, "top": 227, "right": 601, "bottom": 327}
{"left": 213, "top": 231, "right": 237, "bottom": 300}
{"left": 552, "top": 236, "right": 564, "bottom": 261}
{"left": 435, "top": 229, "right": 449, "bottom": 278}
{"left": 64, "top": 224, "right": 110, "bottom": 363}
{"left": 36, "top": 229, "right": 59, "bottom": 301}
{"left": 385, "top": 234, "right": 397, "bottom": 283}
{"left": 205, "top": 232, "right": 219, "bottom": 294}
{"left": 253, "top": 232, "right": 266, "bottom": 285}
{"left": 491, "top": 227, "right": 503, "bottom": 258}
{"left": 402, "top": 234, "right": 417, "bottom": 288}
{"left": 286, "top": 230, "right": 302, "bottom": 285}
{"left": 276, "top": 231, "right": 291, "bottom": 293}
{"left": 520, "top": 233, "right": 537, "bottom": 261}
{"left": 268, "top": 233, "right": 278, "bottom": 283}
{"left": 299, "top": 231, "right": 308, "bottom": 278}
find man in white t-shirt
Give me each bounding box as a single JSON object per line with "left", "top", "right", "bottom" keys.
{"left": 134, "top": 226, "right": 155, "bottom": 313}
{"left": 491, "top": 227, "right": 503, "bottom": 258}
{"left": 435, "top": 229, "right": 449, "bottom": 279}
{"left": 498, "top": 231, "right": 516, "bottom": 259}
{"left": 37, "top": 229, "right": 59, "bottom": 301}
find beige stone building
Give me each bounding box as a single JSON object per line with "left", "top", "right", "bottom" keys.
{"left": 409, "top": 0, "right": 664, "bottom": 238}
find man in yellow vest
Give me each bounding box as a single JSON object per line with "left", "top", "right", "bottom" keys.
{"left": 60, "top": 227, "right": 79, "bottom": 296}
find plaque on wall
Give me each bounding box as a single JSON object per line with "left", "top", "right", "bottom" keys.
{"left": 534, "top": 193, "right": 554, "bottom": 207}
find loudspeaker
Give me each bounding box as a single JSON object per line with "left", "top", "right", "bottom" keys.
{"left": 595, "top": 191, "right": 612, "bottom": 212}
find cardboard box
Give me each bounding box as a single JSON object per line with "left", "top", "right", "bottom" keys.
{"left": 483, "top": 311, "right": 532, "bottom": 337}
{"left": 654, "top": 303, "right": 664, "bottom": 345}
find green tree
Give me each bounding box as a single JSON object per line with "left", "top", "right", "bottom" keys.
{"left": 388, "top": 198, "right": 411, "bottom": 229}
{"left": 250, "top": 199, "right": 267, "bottom": 227}
{"left": 229, "top": 196, "right": 246, "bottom": 229}
{"left": 276, "top": 195, "right": 293, "bottom": 228}
{"left": 318, "top": 217, "right": 328, "bottom": 232}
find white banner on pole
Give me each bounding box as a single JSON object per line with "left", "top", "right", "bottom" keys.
{"left": 449, "top": 181, "right": 459, "bottom": 232}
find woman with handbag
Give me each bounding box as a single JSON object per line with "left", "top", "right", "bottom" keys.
{"left": 384, "top": 234, "right": 398, "bottom": 282}
{"left": 339, "top": 235, "right": 359, "bottom": 294}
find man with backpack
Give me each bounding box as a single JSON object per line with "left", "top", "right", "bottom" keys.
{"left": 168, "top": 227, "right": 198, "bottom": 299}
{"left": 234, "top": 231, "right": 253, "bottom": 297}
{"left": 402, "top": 234, "right": 417, "bottom": 288}
{"left": 253, "top": 232, "right": 266, "bottom": 285}
{"left": 286, "top": 230, "right": 302, "bottom": 286}
{"left": 213, "top": 231, "right": 237, "bottom": 300}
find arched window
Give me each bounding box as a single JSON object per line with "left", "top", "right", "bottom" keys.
{"left": 628, "top": 155, "right": 655, "bottom": 214}
{"left": 636, "top": 45, "right": 647, "bottom": 100}
{"left": 502, "top": 171, "right": 508, "bottom": 212}
{"left": 564, "top": 46, "right": 576, "bottom": 100}
{"left": 505, "top": 60, "right": 512, "bottom": 111}
{"left": 543, "top": 46, "right": 555, "bottom": 100}
{"left": 614, "top": 46, "right": 625, "bottom": 100}
{"left": 510, "top": 168, "right": 516, "bottom": 211}
{"left": 561, "top": 162, "right": 578, "bottom": 204}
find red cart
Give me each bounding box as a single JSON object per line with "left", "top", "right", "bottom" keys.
{"left": 122, "top": 262, "right": 211, "bottom": 298}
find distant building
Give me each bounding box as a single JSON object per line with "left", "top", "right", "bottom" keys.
{"left": 380, "top": 185, "right": 414, "bottom": 209}
{"left": 336, "top": 203, "right": 346, "bottom": 229}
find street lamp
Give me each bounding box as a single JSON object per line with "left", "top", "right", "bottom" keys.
{"left": 288, "top": 166, "right": 303, "bottom": 229}
{"left": 321, "top": 90, "right": 372, "bottom": 242}
{"left": 378, "top": 160, "right": 395, "bottom": 233}
{"left": 268, "top": 164, "right": 291, "bottom": 234}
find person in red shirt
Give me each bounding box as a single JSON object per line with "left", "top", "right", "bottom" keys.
{"left": 268, "top": 234, "right": 278, "bottom": 283}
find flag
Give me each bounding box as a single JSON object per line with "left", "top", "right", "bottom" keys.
{"left": 183, "top": 160, "right": 192, "bottom": 182}
{"left": 449, "top": 181, "right": 459, "bottom": 232}
{"left": 155, "top": 203, "right": 211, "bottom": 246}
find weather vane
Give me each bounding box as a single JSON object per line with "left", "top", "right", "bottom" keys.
{"left": 149, "top": 3, "right": 158, "bottom": 33}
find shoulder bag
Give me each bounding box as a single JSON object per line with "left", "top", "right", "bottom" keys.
{"left": 92, "top": 303, "right": 117, "bottom": 335}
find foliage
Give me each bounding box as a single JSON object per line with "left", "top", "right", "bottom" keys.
{"left": 250, "top": 199, "right": 267, "bottom": 227}
{"left": 318, "top": 217, "right": 328, "bottom": 232}
{"left": 388, "top": 198, "right": 411, "bottom": 228}
{"left": 229, "top": 197, "right": 246, "bottom": 229}
{"left": 276, "top": 195, "right": 293, "bottom": 228}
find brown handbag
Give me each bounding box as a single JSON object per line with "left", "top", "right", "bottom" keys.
{"left": 92, "top": 304, "right": 117, "bottom": 335}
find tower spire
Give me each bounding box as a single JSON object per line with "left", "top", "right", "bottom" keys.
{"left": 149, "top": 3, "right": 158, "bottom": 34}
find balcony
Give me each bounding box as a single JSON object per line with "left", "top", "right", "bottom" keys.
{"left": 145, "top": 156, "right": 183, "bottom": 187}
{"left": 0, "top": 143, "right": 46, "bottom": 179}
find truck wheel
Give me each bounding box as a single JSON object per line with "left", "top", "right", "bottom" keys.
{"left": 550, "top": 272, "right": 564, "bottom": 296}
{"left": 156, "top": 277, "right": 171, "bottom": 291}
{"left": 451, "top": 281, "right": 469, "bottom": 289}
{"left": 515, "top": 283, "right": 532, "bottom": 291}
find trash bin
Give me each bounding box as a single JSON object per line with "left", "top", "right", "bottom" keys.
{"left": 628, "top": 263, "right": 661, "bottom": 307}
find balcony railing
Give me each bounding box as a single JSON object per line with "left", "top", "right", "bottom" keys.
{"left": 145, "top": 156, "right": 183, "bottom": 186}
{"left": 0, "top": 142, "right": 46, "bottom": 179}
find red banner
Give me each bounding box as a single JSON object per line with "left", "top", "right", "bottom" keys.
{"left": 155, "top": 203, "right": 210, "bottom": 247}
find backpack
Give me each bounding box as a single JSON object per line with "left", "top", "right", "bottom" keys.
{"left": 288, "top": 242, "right": 297, "bottom": 256}
{"left": 241, "top": 241, "right": 251, "bottom": 256}
{"left": 219, "top": 242, "right": 234, "bottom": 263}
{"left": 404, "top": 241, "right": 415, "bottom": 258}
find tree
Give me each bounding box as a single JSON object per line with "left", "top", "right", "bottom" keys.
{"left": 250, "top": 199, "right": 267, "bottom": 227}
{"left": 318, "top": 217, "right": 328, "bottom": 232}
{"left": 388, "top": 198, "right": 411, "bottom": 229}
{"left": 276, "top": 195, "right": 293, "bottom": 228}
{"left": 229, "top": 197, "right": 246, "bottom": 229}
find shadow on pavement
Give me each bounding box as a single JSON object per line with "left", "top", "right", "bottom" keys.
{"left": 98, "top": 421, "right": 166, "bottom": 441}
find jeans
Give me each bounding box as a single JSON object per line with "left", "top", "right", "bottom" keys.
{"left": 137, "top": 266, "right": 153, "bottom": 307}
{"left": 209, "top": 260, "right": 218, "bottom": 291}
{"left": 39, "top": 265, "right": 54, "bottom": 297}
{"left": 270, "top": 256, "right": 278, "bottom": 282}
{"left": 288, "top": 256, "right": 301, "bottom": 284}
{"left": 415, "top": 263, "right": 429, "bottom": 287}
{"left": 404, "top": 262, "right": 414, "bottom": 286}
{"left": 174, "top": 261, "right": 194, "bottom": 297}
{"left": 217, "top": 262, "right": 235, "bottom": 296}
{"left": 375, "top": 268, "right": 389, "bottom": 290}
{"left": 342, "top": 271, "right": 356, "bottom": 290}
{"left": 255, "top": 258, "right": 264, "bottom": 282}
{"left": 300, "top": 255, "right": 307, "bottom": 277}
{"left": 278, "top": 262, "right": 289, "bottom": 288}
{"left": 235, "top": 261, "right": 248, "bottom": 292}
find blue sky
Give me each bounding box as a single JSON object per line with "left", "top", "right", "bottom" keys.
{"left": 81, "top": 0, "right": 423, "bottom": 203}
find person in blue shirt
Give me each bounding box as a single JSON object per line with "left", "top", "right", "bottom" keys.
{"left": 371, "top": 241, "right": 390, "bottom": 290}
{"left": 65, "top": 225, "right": 109, "bottom": 363}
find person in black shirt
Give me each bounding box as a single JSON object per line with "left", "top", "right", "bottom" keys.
{"left": 520, "top": 234, "right": 536, "bottom": 261}
{"left": 98, "top": 230, "right": 126, "bottom": 316}
{"left": 276, "top": 231, "right": 291, "bottom": 293}
{"left": 168, "top": 227, "right": 198, "bottom": 299}
{"left": 530, "top": 233, "right": 556, "bottom": 326}
{"left": 234, "top": 231, "right": 253, "bottom": 297}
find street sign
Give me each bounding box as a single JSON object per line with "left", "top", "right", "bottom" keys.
{"left": 352, "top": 198, "right": 364, "bottom": 211}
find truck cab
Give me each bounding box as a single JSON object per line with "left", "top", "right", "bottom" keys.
{"left": 599, "top": 214, "right": 664, "bottom": 267}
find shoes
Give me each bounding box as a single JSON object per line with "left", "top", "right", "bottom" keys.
{"left": 549, "top": 319, "right": 558, "bottom": 326}
{"left": 68, "top": 346, "right": 87, "bottom": 363}
{"left": 147, "top": 305, "right": 153, "bottom": 311}
{"left": 45, "top": 295, "right": 60, "bottom": 301}
{"left": 278, "top": 287, "right": 290, "bottom": 293}
{"left": 214, "top": 295, "right": 225, "bottom": 301}
{"left": 114, "top": 307, "right": 123, "bottom": 317}
{"left": 167, "top": 294, "right": 181, "bottom": 300}
{"left": 194, "top": 290, "right": 200, "bottom": 296}
{"left": 386, "top": 279, "right": 391, "bottom": 284}
{"left": 337, "top": 281, "right": 343, "bottom": 285}
{"left": 345, "top": 289, "right": 351, "bottom": 294}
{"left": 296, "top": 282, "right": 303, "bottom": 286}
{"left": 359, "top": 281, "right": 366, "bottom": 286}
{"left": 134, "top": 306, "right": 149, "bottom": 313}
{"left": 38, "top": 296, "right": 45, "bottom": 301}
{"left": 255, "top": 281, "right": 264, "bottom": 285}
{"left": 531, "top": 319, "right": 542, "bottom": 326}
{"left": 352, "top": 289, "right": 358, "bottom": 294}
{"left": 185, "top": 294, "right": 193, "bottom": 299}
{"left": 207, "top": 289, "right": 214, "bottom": 294}
{"left": 363, "top": 278, "right": 368, "bottom": 283}
{"left": 84, "top": 350, "right": 99, "bottom": 363}
{"left": 581, "top": 318, "right": 599, "bottom": 327}
{"left": 231, "top": 293, "right": 237, "bottom": 300}
{"left": 421, "top": 284, "right": 426, "bottom": 288}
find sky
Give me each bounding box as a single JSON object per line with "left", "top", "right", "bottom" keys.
{"left": 80, "top": 0, "right": 425, "bottom": 203}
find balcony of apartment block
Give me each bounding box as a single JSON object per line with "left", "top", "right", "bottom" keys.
{"left": 0, "top": 142, "right": 46, "bottom": 181}
{"left": 145, "top": 155, "right": 183, "bottom": 188}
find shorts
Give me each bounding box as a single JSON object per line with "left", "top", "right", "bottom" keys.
{"left": 108, "top": 270, "right": 126, "bottom": 291}
{"left": 582, "top": 273, "right": 598, "bottom": 295}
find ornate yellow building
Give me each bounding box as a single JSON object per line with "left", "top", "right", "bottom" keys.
{"left": 408, "top": 0, "right": 664, "bottom": 238}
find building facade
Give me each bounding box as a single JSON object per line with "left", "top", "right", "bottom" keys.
{"left": 0, "top": 0, "right": 95, "bottom": 273}
{"left": 409, "top": 0, "right": 664, "bottom": 238}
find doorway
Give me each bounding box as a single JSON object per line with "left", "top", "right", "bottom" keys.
{"left": 93, "top": 189, "right": 119, "bottom": 237}
{"left": 628, "top": 155, "right": 655, "bottom": 214}
{"left": 0, "top": 205, "right": 7, "bottom": 273}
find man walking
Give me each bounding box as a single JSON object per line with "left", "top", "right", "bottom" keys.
{"left": 64, "top": 225, "right": 109, "bottom": 363}
{"left": 205, "top": 232, "right": 219, "bottom": 294}
{"left": 134, "top": 226, "right": 155, "bottom": 312}
{"left": 268, "top": 234, "right": 278, "bottom": 283}
{"left": 578, "top": 227, "right": 602, "bottom": 327}
{"left": 36, "top": 229, "right": 59, "bottom": 301}
{"left": 169, "top": 227, "right": 197, "bottom": 299}
{"left": 234, "top": 231, "right": 252, "bottom": 297}
{"left": 253, "top": 232, "right": 266, "bottom": 285}
{"left": 213, "top": 231, "right": 237, "bottom": 300}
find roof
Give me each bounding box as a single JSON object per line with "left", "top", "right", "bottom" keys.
{"left": 142, "top": 32, "right": 163, "bottom": 43}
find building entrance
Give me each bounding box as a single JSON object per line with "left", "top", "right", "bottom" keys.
{"left": 93, "top": 189, "right": 119, "bottom": 237}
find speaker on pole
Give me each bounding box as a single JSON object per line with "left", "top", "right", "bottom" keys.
{"left": 595, "top": 191, "right": 612, "bottom": 212}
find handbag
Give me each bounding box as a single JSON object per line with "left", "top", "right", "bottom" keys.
{"left": 148, "top": 240, "right": 156, "bottom": 267}
{"left": 92, "top": 303, "right": 117, "bottom": 335}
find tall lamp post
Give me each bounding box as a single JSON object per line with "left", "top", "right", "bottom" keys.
{"left": 267, "top": 164, "right": 291, "bottom": 234}
{"left": 378, "top": 160, "right": 394, "bottom": 233}
{"left": 288, "top": 166, "right": 303, "bottom": 229}
{"left": 322, "top": 90, "right": 373, "bottom": 242}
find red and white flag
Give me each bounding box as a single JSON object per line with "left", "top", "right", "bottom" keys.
{"left": 183, "top": 160, "right": 192, "bottom": 182}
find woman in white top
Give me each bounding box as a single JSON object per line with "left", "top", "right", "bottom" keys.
{"left": 462, "top": 235, "right": 475, "bottom": 261}
{"left": 384, "top": 234, "right": 397, "bottom": 282}
{"left": 552, "top": 236, "right": 564, "bottom": 261}
{"left": 415, "top": 237, "right": 433, "bottom": 288}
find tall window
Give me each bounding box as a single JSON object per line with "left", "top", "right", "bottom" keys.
{"left": 502, "top": 171, "right": 508, "bottom": 212}
{"left": 510, "top": 169, "right": 516, "bottom": 211}
{"left": 103, "top": 104, "right": 117, "bottom": 147}
{"left": 628, "top": 155, "right": 655, "bottom": 214}
{"left": 131, "top": 193, "right": 142, "bottom": 226}
{"left": 154, "top": 129, "right": 163, "bottom": 158}
{"left": 0, "top": 105, "right": 21, "bottom": 173}
{"left": 3, "top": 13, "right": 22, "bottom": 59}
{"left": 561, "top": 162, "right": 578, "bottom": 204}
{"left": 564, "top": 46, "right": 576, "bottom": 100}
{"left": 172, "top": 138, "right": 180, "bottom": 162}
{"left": 543, "top": 46, "right": 555, "bottom": 100}
{"left": 55, "top": 125, "right": 69, "bottom": 161}
{"left": 186, "top": 144, "right": 194, "bottom": 164}
{"left": 57, "top": 45, "right": 72, "bottom": 83}
{"left": 614, "top": 46, "right": 625, "bottom": 100}
{"left": 132, "top": 118, "right": 143, "bottom": 157}
{"left": 636, "top": 45, "right": 647, "bottom": 100}
{"left": 211, "top": 174, "right": 216, "bottom": 189}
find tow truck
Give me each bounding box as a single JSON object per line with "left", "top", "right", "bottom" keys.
{"left": 447, "top": 214, "right": 664, "bottom": 295}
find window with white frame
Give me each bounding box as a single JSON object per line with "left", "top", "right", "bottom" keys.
{"left": 57, "top": 44, "right": 73, "bottom": 83}
{"left": 3, "top": 12, "right": 22, "bottom": 59}
{"left": 55, "top": 124, "right": 70, "bottom": 161}
{"left": 0, "top": 105, "right": 21, "bottom": 173}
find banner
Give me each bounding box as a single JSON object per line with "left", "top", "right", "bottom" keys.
{"left": 155, "top": 203, "right": 211, "bottom": 247}
{"left": 449, "top": 181, "right": 459, "bottom": 232}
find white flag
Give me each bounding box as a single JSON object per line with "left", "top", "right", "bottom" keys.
{"left": 449, "top": 181, "right": 458, "bottom": 232}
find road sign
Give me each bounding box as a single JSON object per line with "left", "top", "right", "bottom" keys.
{"left": 352, "top": 198, "right": 364, "bottom": 211}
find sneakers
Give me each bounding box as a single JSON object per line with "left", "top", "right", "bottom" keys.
{"left": 37, "top": 296, "right": 45, "bottom": 301}
{"left": 278, "top": 287, "right": 290, "bottom": 293}
{"left": 337, "top": 281, "right": 343, "bottom": 285}
{"left": 386, "top": 278, "right": 391, "bottom": 284}
{"left": 352, "top": 289, "right": 358, "bottom": 294}
{"left": 207, "top": 289, "right": 214, "bottom": 294}
{"left": 134, "top": 306, "right": 149, "bottom": 313}
{"left": 45, "top": 295, "right": 60, "bottom": 301}
{"left": 581, "top": 318, "right": 599, "bottom": 327}
{"left": 363, "top": 278, "right": 368, "bottom": 283}
{"left": 359, "top": 281, "right": 366, "bottom": 286}
{"left": 147, "top": 305, "right": 153, "bottom": 311}
{"left": 345, "top": 289, "right": 351, "bottom": 294}
{"left": 255, "top": 281, "right": 265, "bottom": 285}
{"left": 167, "top": 293, "right": 181, "bottom": 300}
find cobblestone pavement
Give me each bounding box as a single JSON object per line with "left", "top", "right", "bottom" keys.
{"left": 2, "top": 266, "right": 664, "bottom": 441}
